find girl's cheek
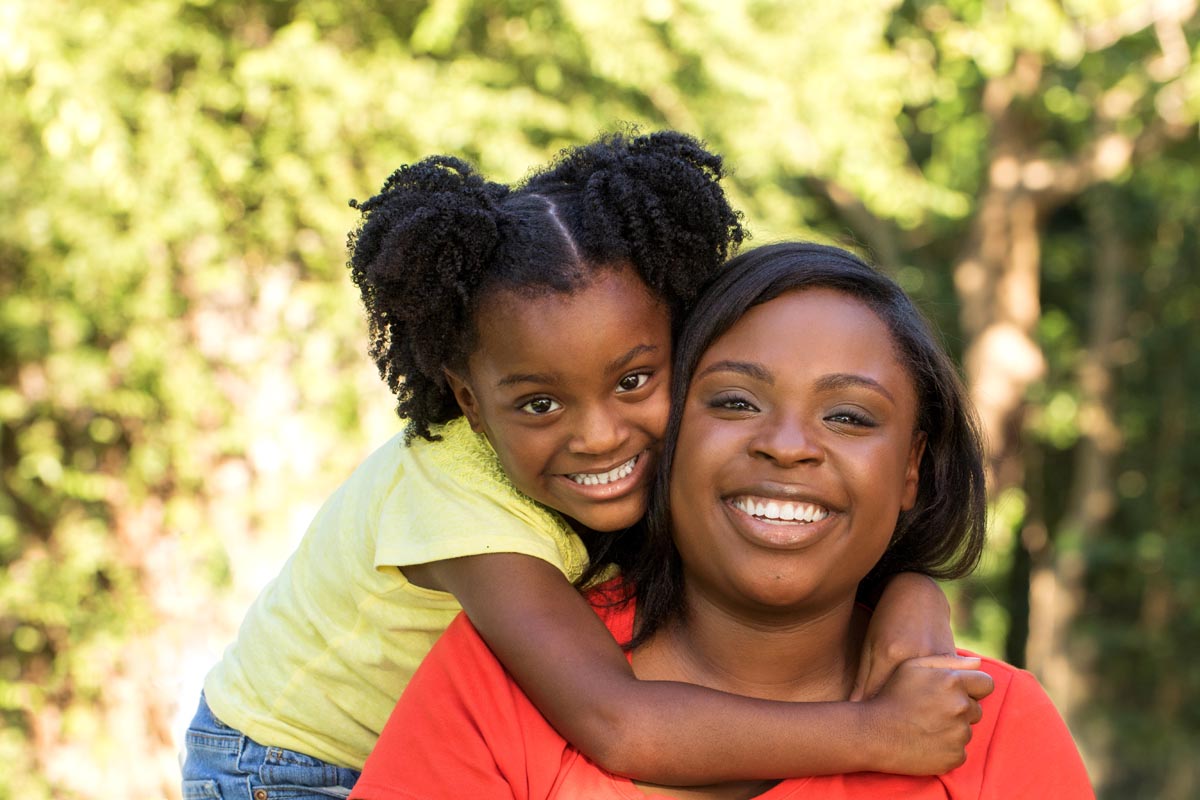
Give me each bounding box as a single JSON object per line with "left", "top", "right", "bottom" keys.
{"left": 648, "top": 390, "right": 673, "bottom": 440}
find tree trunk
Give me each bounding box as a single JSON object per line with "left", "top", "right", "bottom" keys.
{"left": 1025, "top": 190, "right": 1126, "bottom": 785}
{"left": 954, "top": 55, "right": 1048, "bottom": 496}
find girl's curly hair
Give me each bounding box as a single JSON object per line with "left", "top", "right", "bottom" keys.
{"left": 347, "top": 131, "right": 745, "bottom": 443}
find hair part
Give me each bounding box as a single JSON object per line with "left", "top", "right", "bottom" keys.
{"left": 623, "top": 242, "right": 987, "bottom": 648}
{"left": 346, "top": 131, "right": 745, "bottom": 443}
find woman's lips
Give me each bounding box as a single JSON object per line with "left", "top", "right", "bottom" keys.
{"left": 725, "top": 494, "right": 836, "bottom": 547}
{"left": 729, "top": 495, "right": 830, "bottom": 523}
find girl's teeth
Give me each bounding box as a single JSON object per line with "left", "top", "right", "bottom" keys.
{"left": 568, "top": 454, "right": 638, "bottom": 486}
{"left": 732, "top": 497, "right": 829, "bottom": 523}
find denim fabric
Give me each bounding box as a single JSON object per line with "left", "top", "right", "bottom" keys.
{"left": 181, "top": 694, "right": 360, "bottom": 800}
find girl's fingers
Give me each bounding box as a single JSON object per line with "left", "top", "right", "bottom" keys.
{"left": 908, "top": 654, "right": 982, "bottom": 671}
{"left": 961, "top": 669, "right": 995, "bottom": 700}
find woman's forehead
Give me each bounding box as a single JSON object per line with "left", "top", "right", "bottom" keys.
{"left": 693, "top": 288, "right": 916, "bottom": 404}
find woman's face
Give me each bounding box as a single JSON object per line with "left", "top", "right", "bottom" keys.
{"left": 668, "top": 287, "right": 926, "bottom": 615}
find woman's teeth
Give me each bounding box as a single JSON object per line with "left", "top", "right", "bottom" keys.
{"left": 731, "top": 497, "right": 829, "bottom": 523}
{"left": 568, "top": 454, "right": 639, "bottom": 486}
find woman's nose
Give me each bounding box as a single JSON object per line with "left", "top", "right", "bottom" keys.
{"left": 568, "top": 403, "right": 628, "bottom": 455}
{"left": 751, "top": 415, "right": 824, "bottom": 467}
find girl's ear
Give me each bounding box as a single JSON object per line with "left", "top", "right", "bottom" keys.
{"left": 900, "top": 431, "right": 927, "bottom": 511}
{"left": 444, "top": 368, "right": 484, "bottom": 433}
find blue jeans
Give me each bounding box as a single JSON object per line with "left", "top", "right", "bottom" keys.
{"left": 181, "top": 693, "right": 361, "bottom": 800}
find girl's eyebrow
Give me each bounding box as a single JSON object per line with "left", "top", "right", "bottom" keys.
{"left": 495, "top": 371, "right": 556, "bottom": 389}
{"left": 495, "top": 344, "right": 662, "bottom": 389}
{"left": 696, "top": 360, "right": 774, "bottom": 385}
{"left": 605, "top": 344, "right": 660, "bottom": 374}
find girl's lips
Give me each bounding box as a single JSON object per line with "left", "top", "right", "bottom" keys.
{"left": 555, "top": 450, "right": 652, "bottom": 501}
{"left": 566, "top": 453, "right": 640, "bottom": 486}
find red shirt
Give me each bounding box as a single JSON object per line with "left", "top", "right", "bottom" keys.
{"left": 354, "top": 582, "right": 1094, "bottom": 799}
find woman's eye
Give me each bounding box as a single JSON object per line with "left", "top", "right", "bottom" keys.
{"left": 710, "top": 394, "right": 758, "bottom": 413}
{"left": 827, "top": 410, "right": 874, "bottom": 427}
{"left": 616, "top": 372, "right": 650, "bottom": 393}
{"left": 519, "top": 397, "right": 562, "bottom": 415}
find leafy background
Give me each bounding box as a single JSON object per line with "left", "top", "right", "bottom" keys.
{"left": 2, "top": 1, "right": 1197, "bottom": 797}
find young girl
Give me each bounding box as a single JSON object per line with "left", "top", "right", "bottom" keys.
{"left": 182, "top": 134, "right": 970, "bottom": 800}
{"left": 352, "top": 241, "right": 1091, "bottom": 799}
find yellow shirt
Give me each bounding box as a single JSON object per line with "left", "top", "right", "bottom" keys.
{"left": 203, "top": 417, "right": 589, "bottom": 769}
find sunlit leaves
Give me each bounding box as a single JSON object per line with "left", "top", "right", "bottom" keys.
{"left": 3, "top": 1, "right": 1198, "bottom": 797}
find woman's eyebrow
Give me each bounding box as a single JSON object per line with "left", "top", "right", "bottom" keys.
{"left": 695, "top": 359, "right": 773, "bottom": 384}
{"left": 815, "top": 372, "right": 895, "bottom": 402}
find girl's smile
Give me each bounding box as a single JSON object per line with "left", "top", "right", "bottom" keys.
{"left": 446, "top": 264, "right": 672, "bottom": 533}
{"left": 559, "top": 449, "right": 651, "bottom": 495}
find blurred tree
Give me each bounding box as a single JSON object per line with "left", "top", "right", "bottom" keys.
{"left": 2, "top": 0, "right": 1196, "bottom": 798}
{"left": 875, "top": 1, "right": 1199, "bottom": 795}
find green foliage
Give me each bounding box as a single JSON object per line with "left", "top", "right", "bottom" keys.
{"left": 2, "top": 1, "right": 1197, "bottom": 797}
{"left": 888, "top": 4, "right": 1199, "bottom": 794}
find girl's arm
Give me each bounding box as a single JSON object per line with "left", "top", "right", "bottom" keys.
{"left": 852, "top": 571, "right": 956, "bottom": 701}
{"left": 405, "top": 553, "right": 985, "bottom": 784}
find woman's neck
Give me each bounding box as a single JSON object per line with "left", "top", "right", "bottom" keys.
{"left": 634, "top": 588, "right": 867, "bottom": 703}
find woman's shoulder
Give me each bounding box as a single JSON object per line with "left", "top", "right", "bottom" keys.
{"left": 584, "top": 578, "right": 638, "bottom": 641}
{"left": 963, "top": 650, "right": 1032, "bottom": 696}
{"left": 945, "top": 649, "right": 1094, "bottom": 799}
{"left": 955, "top": 649, "right": 1070, "bottom": 745}
{"left": 964, "top": 650, "right": 1067, "bottom": 726}
{"left": 430, "top": 578, "right": 632, "bottom": 670}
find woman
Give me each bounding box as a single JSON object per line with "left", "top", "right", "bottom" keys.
{"left": 352, "top": 242, "right": 1093, "bottom": 799}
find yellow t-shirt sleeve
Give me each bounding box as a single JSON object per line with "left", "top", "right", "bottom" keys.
{"left": 373, "top": 417, "right": 590, "bottom": 582}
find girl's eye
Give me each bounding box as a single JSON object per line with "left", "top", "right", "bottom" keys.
{"left": 519, "top": 397, "right": 562, "bottom": 415}
{"left": 616, "top": 372, "right": 651, "bottom": 393}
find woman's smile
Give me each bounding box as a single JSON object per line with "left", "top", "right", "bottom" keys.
{"left": 723, "top": 487, "right": 838, "bottom": 548}
{"left": 728, "top": 496, "right": 830, "bottom": 524}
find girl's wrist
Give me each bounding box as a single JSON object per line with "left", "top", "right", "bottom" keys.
{"left": 854, "top": 697, "right": 902, "bottom": 774}
{"left": 830, "top": 700, "right": 881, "bottom": 773}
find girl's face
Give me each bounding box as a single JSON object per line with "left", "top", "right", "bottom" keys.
{"left": 668, "top": 287, "right": 925, "bottom": 614}
{"left": 447, "top": 265, "right": 671, "bottom": 533}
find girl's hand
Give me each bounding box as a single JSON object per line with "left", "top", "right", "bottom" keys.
{"left": 861, "top": 654, "right": 994, "bottom": 775}
{"left": 852, "top": 572, "right": 956, "bottom": 701}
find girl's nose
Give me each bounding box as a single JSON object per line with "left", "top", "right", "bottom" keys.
{"left": 568, "top": 403, "right": 628, "bottom": 456}
{"left": 750, "top": 415, "right": 824, "bottom": 467}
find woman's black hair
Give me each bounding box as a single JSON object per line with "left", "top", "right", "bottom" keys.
{"left": 622, "top": 241, "right": 987, "bottom": 647}
{"left": 346, "top": 131, "right": 745, "bottom": 443}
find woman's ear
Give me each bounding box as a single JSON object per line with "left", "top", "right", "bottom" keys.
{"left": 443, "top": 368, "right": 484, "bottom": 433}
{"left": 900, "top": 431, "right": 927, "bottom": 511}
